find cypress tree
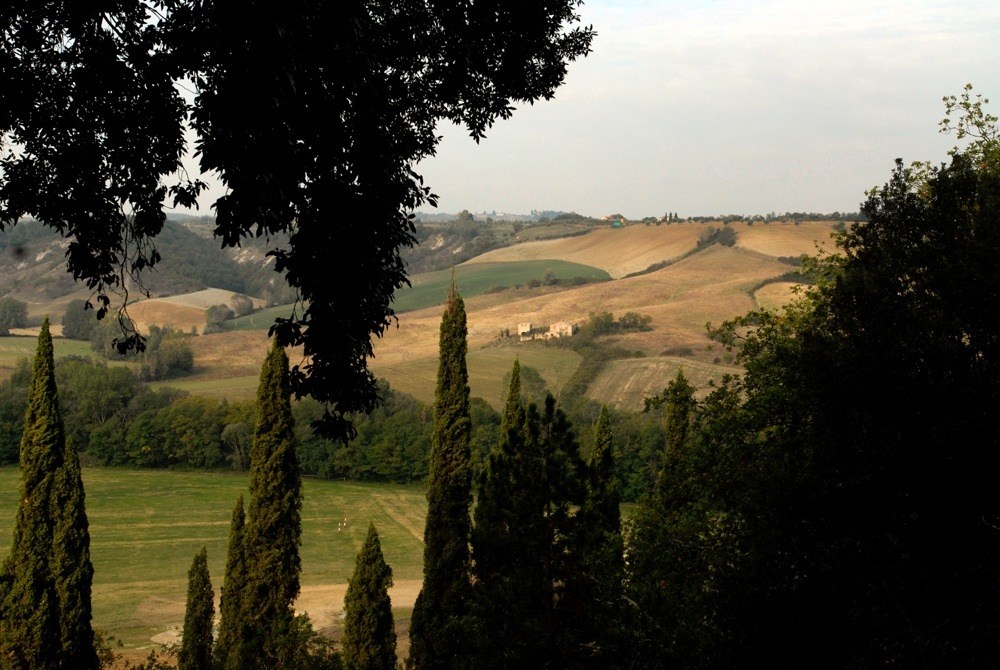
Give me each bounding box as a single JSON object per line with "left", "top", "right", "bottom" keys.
{"left": 568, "top": 405, "right": 626, "bottom": 667}
{"left": 0, "top": 318, "right": 98, "bottom": 669}
{"left": 408, "top": 279, "right": 472, "bottom": 669}
{"left": 51, "top": 435, "right": 99, "bottom": 669}
{"left": 470, "top": 360, "right": 549, "bottom": 669}
{"left": 242, "top": 341, "right": 302, "bottom": 667}
{"left": 214, "top": 496, "right": 248, "bottom": 670}
{"left": 179, "top": 547, "right": 214, "bottom": 670}
{"left": 342, "top": 522, "right": 396, "bottom": 670}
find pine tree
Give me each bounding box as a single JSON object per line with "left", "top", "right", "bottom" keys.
{"left": 0, "top": 318, "right": 98, "bottom": 669}
{"left": 342, "top": 523, "right": 396, "bottom": 670}
{"left": 408, "top": 280, "right": 473, "bottom": 669}
{"left": 243, "top": 342, "right": 302, "bottom": 667}
{"left": 214, "top": 496, "right": 248, "bottom": 670}
{"left": 179, "top": 547, "right": 214, "bottom": 670}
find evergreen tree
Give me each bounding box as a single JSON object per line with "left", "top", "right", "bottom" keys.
{"left": 342, "top": 523, "right": 396, "bottom": 670}
{"left": 408, "top": 280, "right": 473, "bottom": 669}
{"left": 179, "top": 547, "right": 214, "bottom": 670}
{"left": 243, "top": 342, "right": 302, "bottom": 667}
{"left": 214, "top": 496, "right": 248, "bottom": 670}
{"left": 0, "top": 318, "right": 98, "bottom": 669}
{"left": 51, "top": 435, "right": 99, "bottom": 669}
{"left": 567, "top": 405, "right": 626, "bottom": 667}
{"left": 470, "top": 361, "right": 548, "bottom": 669}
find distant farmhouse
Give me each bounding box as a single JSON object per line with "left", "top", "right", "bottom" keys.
{"left": 517, "top": 321, "right": 578, "bottom": 341}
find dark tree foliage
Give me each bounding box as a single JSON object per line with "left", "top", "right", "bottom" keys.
{"left": 342, "top": 523, "right": 396, "bottom": 670}
{"left": 471, "top": 361, "right": 544, "bottom": 668}
{"left": 1, "top": 1, "right": 594, "bottom": 441}
{"left": 179, "top": 547, "right": 214, "bottom": 670}
{"left": 409, "top": 282, "right": 473, "bottom": 669}
{"left": 61, "top": 299, "right": 99, "bottom": 341}
{"left": 471, "top": 362, "right": 590, "bottom": 669}
{"left": 242, "top": 342, "right": 303, "bottom": 667}
{"left": 0, "top": 320, "right": 98, "bottom": 668}
{"left": 566, "top": 405, "right": 626, "bottom": 667}
{"left": 626, "top": 94, "right": 1000, "bottom": 668}
{"left": 52, "top": 435, "right": 99, "bottom": 669}
{"left": 643, "top": 370, "right": 695, "bottom": 495}
{"left": 214, "top": 496, "right": 248, "bottom": 670}
{"left": 0, "top": 296, "right": 28, "bottom": 335}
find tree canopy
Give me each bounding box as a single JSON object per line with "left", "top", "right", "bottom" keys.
{"left": 0, "top": 1, "right": 593, "bottom": 440}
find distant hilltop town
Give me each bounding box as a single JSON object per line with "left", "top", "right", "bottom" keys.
{"left": 517, "top": 321, "right": 578, "bottom": 341}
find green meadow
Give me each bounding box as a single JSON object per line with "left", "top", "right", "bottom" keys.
{"left": 0, "top": 467, "right": 427, "bottom": 650}
{"left": 0, "top": 336, "right": 95, "bottom": 379}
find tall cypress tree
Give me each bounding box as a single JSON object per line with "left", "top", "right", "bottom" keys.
{"left": 179, "top": 547, "right": 214, "bottom": 670}
{"left": 52, "top": 435, "right": 99, "bottom": 669}
{"left": 214, "top": 496, "right": 248, "bottom": 670}
{"left": 408, "top": 279, "right": 472, "bottom": 669}
{"left": 566, "top": 405, "right": 626, "bottom": 667}
{"left": 1, "top": 318, "right": 97, "bottom": 669}
{"left": 342, "top": 522, "right": 396, "bottom": 670}
{"left": 243, "top": 342, "right": 302, "bottom": 667}
{"left": 470, "top": 360, "right": 549, "bottom": 669}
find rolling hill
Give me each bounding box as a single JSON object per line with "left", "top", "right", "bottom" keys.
{"left": 2, "top": 219, "right": 836, "bottom": 410}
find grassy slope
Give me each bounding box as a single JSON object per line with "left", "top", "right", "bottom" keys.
{"left": 587, "top": 356, "right": 742, "bottom": 411}
{"left": 0, "top": 467, "right": 427, "bottom": 649}
{"left": 0, "top": 336, "right": 95, "bottom": 381}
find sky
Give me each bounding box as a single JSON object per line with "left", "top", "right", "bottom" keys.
{"left": 413, "top": 0, "right": 1000, "bottom": 219}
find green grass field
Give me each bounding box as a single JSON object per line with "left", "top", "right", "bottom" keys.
{"left": 149, "top": 375, "right": 261, "bottom": 401}
{"left": 0, "top": 467, "right": 427, "bottom": 650}
{"left": 0, "top": 336, "right": 101, "bottom": 381}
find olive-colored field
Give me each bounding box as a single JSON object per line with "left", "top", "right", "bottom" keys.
{"left": 0, "top": 467, "right": 427, "bottom": 651}
{"left": 0, "top": 336, "right": 95, "bottom": 381}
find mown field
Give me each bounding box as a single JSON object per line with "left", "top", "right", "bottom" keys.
{"left": 0, "top": 336, "right": 96, "bottom": 381}
{"left": 0, "top": 468, "right": 427, "bottom": 652}
{"left": 586, "top": 356, "right": 742, "bottom": 411}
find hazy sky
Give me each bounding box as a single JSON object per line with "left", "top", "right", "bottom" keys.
{"left": 415, "top": 0, "right": 1000, "bottom": 218}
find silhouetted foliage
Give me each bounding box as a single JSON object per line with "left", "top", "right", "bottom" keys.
{"left": 409, "top": 283, "right": 474, "bottom": 668}
{"left": 0, "top": 1, "right": 594, "bottom": 441}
